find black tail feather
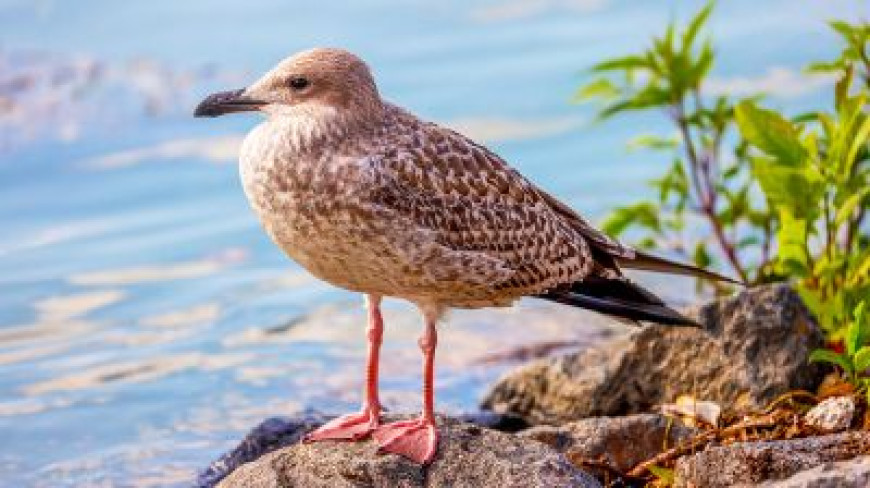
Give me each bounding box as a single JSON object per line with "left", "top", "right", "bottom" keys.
{"left": 536, "top": 276, "right": 700, "bottom": 327}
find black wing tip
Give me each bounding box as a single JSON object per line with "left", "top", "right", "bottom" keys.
{"left": 537, "top": 291, "right": 702, "bottom": 328}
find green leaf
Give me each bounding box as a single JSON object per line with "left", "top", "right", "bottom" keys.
{"left": 599, "top": 85, "right": 673, "bottom": 118}
{"left": 600, "top": 203, "right": 663, "bottom": 237}
{"left": 648, "top": 464, "right": 676, "bottom": 484}
{"left": 854, "top": 346, "right": 870, "bottom": 373}
{"left": 834, "top": 66, "right": 853, "bottom": 110}
{"left": 847, "top": 316, "right": 862, "bottom": 357}
{"left": 693, "top": 242, "right": 712, "bottom": 269}
{"left": 829, "top": 20, "right": 857, "bottom": 39}
{"left": 806, "top": 60, "right": 845, "bottom": 74}
{"left": 835, "top": 187, "right": 870, "bottom": 226}
{"left": 682, "top": 1, "right": 714, "bottom": 49}
{"left": 735, "top": 101, "right": 807, "bottom": 165}
{"left": 809, "top": 348, "right": 853, "bottom": 374}
{"left": 844, "top": 112, "right": 870, "bottom": 175}
{"left": 638, "top": 236, "right": 658, "bottom": 249}
{"left": 590, "top": 55, "right": 650, "bottom": 73}
{"left": 775, "top": 210, "right": 810, "bottom": 276}
{"left": 751, "top": 157, "right": 823, "bottom": 219}
{"left": 737, "top": 235, "right": 761, "bottom": 250}
{"left": 573, "top": 78, "right": 620, "bottom": 102}
{"left": 627, "top": 134, "right": 679, "bottom": 151}
{"left": 691, "top": 40, "right": 715, "bottom": 88}
{"left": 856, "top": 302, "right": 868, "bottom": 324}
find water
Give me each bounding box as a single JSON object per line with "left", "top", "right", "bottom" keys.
{"left": 0, "top": 0, "right": 864, "bottom": 485}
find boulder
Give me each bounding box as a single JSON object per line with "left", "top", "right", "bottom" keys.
{"left": 482, "top": 284, "right": 826, "bottom": 425}
{"left": 198, "top": 413, "right": 329, "bottom": 488}
{"left": 762, "top": 456, "right": 870, "bottom": 488}
{"left": 520, "top": 413, "right": 697, "bottom": 479}
{"left": 210, "top": 415, "right": 600, "bottom": 488}
{"left": 674, "top": 431, "right": 870, "bottom": 487}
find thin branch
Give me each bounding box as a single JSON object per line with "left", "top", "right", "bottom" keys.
{"left": 674, "top": 98, "right": 750, "bottom": 283}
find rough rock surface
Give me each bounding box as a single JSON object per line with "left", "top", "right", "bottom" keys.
{"left": 520, "top": 414, "right": 697, "bottom": 478}
{"left": 198, "top": 413, "right": 329, "bottom": 487}
{"left": 482, "top": 284, "right": 826, "bottom": 425}
{"left": 674, "top": 431, "right": 870, "bottom": 487}
{"left": 805, "top": 396, "right": 857, "bottom": 433}
{"left": 762, "top": 456, "right": 870, "bottom": 488}
{"left": 212, "top": 415, "right": 600, "bottom": 488}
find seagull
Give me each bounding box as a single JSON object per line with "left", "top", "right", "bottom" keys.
{"left": 194, "top": 48, "right": 736, "bottom": 464}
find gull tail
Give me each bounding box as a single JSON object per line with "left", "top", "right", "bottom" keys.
{"left": 536, "top": 276, "right": 700, "bottom": 327}
{"left": 617, "top": 250, "right": 742, "bottom": 285}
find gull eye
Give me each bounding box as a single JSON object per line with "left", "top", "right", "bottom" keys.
{"left": 288, "top": 77, "right": 310, "bottom": 90}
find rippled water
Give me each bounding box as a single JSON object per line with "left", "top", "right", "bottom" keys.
{"left": 0, "top": 0, "right": 864, "bottom": 485}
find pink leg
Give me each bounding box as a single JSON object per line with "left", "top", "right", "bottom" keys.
{"left": 373, "top": 305, "right": 440, "bottom": 464}
{"left": 304, "top": 294, "right": 383, "bottom": 442}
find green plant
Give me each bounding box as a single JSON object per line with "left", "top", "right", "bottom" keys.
{"left": 734, "top": 83, "right": 870, "bottom": 336}
{"left": 577, "top": 4, "right": 870, "bottom": 337}
{"left": 807, "top": 20, "right": 870, "bottom": 89}
{"left": 576, "top": 2, "right": 776, "bottom": 286}
{"left": 810, "top": 302, "right": 870, "bottom": 395}
{"left": 732, "top": 23, "right": 870, "bottom": 337}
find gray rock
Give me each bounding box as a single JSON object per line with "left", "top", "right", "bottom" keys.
{"left": 198, "top": 413, "right": 329, "bottom": 487}
{"left": 805, "top": 396, "right": 857, "bottom": 433}
{"left": 216, "top": 415, "right": 601, "bottom": 488}
{"left": 482, "top": 284, "right": 826, "bottom": 425}
{"left": 520, "top": 413, "right": 697, "bottom": 479}
{"left": 674, "top": 431, "right": 870, "bottom": 487}
{"left": 762, "top": 456, "right": 870, "bottom": 488}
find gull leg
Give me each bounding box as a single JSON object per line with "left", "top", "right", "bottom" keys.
{"left": 373, "top": 304, "right": 440, "bottom": 464}
{"left": 304, "top": 294, "right": 383, "bottom": 442}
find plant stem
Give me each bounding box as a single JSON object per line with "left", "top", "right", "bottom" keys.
{"left": 674, "top": 99, "right": 749, "bottom": 283}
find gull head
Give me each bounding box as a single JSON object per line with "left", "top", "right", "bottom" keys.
{"left": 194, "top": 48, "right": 383, "bottom": 126}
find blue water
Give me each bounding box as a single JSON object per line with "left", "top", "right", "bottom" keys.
{"left": 0, "top": 0, "right": 865, "bottom": 485}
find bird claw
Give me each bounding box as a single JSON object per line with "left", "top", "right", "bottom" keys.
{"left": 373, "top": 417, "right": 439, "bottom": 464}
{"left": 303, "top": 410, "right": 379, "bottom": 442}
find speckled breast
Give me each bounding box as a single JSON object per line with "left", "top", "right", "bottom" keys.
{"left": 239, "top": 125, "right": 404, "bottom": 295}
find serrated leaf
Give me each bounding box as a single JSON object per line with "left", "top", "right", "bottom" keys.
{"left": 809, "top": 348, "right": 853, "bottom": 373}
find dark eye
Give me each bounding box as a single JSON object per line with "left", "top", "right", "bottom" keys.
{"left": 289, "top": 77, "right": 310, "bottom": 90}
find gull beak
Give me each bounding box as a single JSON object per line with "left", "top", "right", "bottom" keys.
{"left": 193, "top": 89, "right": 266, "bottom": 118}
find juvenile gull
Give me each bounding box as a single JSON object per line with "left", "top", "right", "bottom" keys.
{"left": 194, "top": 48, "right": 736, "bottom": 464}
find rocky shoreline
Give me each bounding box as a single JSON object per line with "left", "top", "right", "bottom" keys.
{"left": 199, "top": 285, "right": 870, "bottom": 487}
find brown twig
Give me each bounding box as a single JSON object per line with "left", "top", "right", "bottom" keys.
{"left": 628, "top": 411, "right": 789, "bottom": 478}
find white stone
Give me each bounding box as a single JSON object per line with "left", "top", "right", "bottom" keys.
{"left": 805, "top": 396, "right": 857, "bottom": 433}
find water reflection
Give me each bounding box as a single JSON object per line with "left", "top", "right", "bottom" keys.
{"left": 0, "top": 0, "right": 858, "bottom": 485}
